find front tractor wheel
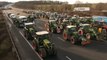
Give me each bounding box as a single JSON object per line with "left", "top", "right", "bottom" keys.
{"left": 86, "top": 33, "right": 91, "bottom": 40}
{"left": 70, "top": 36, "right": 75, "bottom": 45}
{"left": 39, "top": 48, "right": 47, "bottom": 58}
{"left": 63, "top": 32, "right": 68, "bottom": 40}
{"left": 56, "top": 28, "right": 61, "bottom": 33}
{"left": 32, "top": 42, "right": 36, "bottom": 49}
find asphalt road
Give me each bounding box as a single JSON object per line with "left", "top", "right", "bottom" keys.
{"left": 4, "top": 10, "right": 107, "bottom": 60}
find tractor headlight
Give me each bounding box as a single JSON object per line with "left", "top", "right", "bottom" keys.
{"left": 81, "top": 38, "right": 87, "bottom": 41}
{"left": 60, "top": 25, "right": 63, "bottom": 29}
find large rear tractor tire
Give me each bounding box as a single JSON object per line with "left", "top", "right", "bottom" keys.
{"left": 63, "top": 32, "right": 68, "bottom": 41}
{"left": 32, "top": 40, "right": 39, "bottom": 51}
{"left": 39, "top": 48, "right": 47, "bottom": 58}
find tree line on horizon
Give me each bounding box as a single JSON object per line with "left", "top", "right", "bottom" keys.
{"left": 14, "top": 1, "right": 107, "bottom": 16}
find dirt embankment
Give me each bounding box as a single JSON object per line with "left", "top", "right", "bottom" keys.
{"left": 0, "top": 10, "right": 17, "bottom": 60}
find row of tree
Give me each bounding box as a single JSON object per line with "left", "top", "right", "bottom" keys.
{"left": 14, "top": 1, "right": 107, "bottom": 16}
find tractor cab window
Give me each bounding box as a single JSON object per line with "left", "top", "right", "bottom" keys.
{"left": 18, "top": 20, "right": 23, "bottom": 23}
{"left": 37, "top": 34, "right": 49, "bottom": 44}
{"left": 68, "top": 27, "right": 76, "bottom": 32}
{"left": 22, "top": 18, "right": 27, "bottom": 22}
{"left": 26, "top": 25, "right": 34, "bottom": 28}
{"left": 49, "top": 17, "right": 55, "bottom": 20}
{"left": 83, "top": 25, "right": 90, "bottom": 29}
{"left": 37, "top": 34, "right": 49, "bottom": 41}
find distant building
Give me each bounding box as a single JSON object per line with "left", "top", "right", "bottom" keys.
{"left": 73, "top": 7, "right": 90, "bottom": 11}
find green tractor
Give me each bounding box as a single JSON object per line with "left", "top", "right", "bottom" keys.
{"left": 32, "top": 31, "right": 57, "bottom": 58}
{"left": 9, "top": 13, "right": 17, "bottom": 24}
{"left": 79, "top": 17, "right": 94, "bottom": 24}
{"left": 24, "top": 22, "right": 37, "bottom": 40}
{"left": 63, "top": 25, "right": 92, "bottom": 46}
{"left": 93, "top": 21, "right": 107, "bottom": 41}
{"left": 48, "top": 20, "right": 63, "bottom": 33}
{"left": 15, "top": 16, "right": 28, "bottom": 28}
{"left": 61, "top": 19, "right": 69, "bottom": 30}
{"left": 79, "top": 24, "right": 98, "bottom": 40}
{"left": 27, "top": 15, "right": 35, "bottom": 22}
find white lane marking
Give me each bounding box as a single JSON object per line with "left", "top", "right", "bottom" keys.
{"left": 7, "top": 22, "right": 12, "bottom": 28}
{"left": 19, "top": 31, "right": 34, "bottom": 49}
{"left": 19, "top": 31, "right": 43, "bottom": 60}
{"left": 58, "top": 37, "right": 65, "bottom": 42}
{"left": 8, "top": 17, "right": 13, "bottom": 24}
{"left": 66, "top": 56, "right": 72, "bottom": 60}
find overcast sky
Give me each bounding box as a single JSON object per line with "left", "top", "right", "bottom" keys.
{"left": 0, "top": 0, "right": 107, "bottom": 4}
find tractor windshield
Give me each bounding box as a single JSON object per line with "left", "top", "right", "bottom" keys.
{"left": 38, "top": 34, "right": 49, "bottom": 41}
{"left": 83, "top": 25, "right": 90, "bottom": 29}
{"left": 22, "top": 18, "right": 27, "bottom": 22}
{"left": 68, "top": 27, "right": 76, "bottom": 32}
{"left": 26, "top": 24, "right": 34, "bottom": 28}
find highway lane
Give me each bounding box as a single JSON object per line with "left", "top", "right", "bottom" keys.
{"left": 35, "top": 18, "right": 107, "bottom": 60}
{"left": 3, "top": 11, "right": 43, "bottom": 60}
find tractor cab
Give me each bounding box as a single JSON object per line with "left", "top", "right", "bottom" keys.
{"left": 66, "top": 25, "right": 77, "bottom": 33}
{"left": 24, "top": 22, "right": 36, "bottom": 34}
{"left": 48, "top": 20, "right": 57, "bottom": 27}
{"left": 24, "top": 22, "right": 35, "bottom": 29}
{"left": 48, "top": 20, "right": 56, "bottom": 23}
{"left": 69, "top": 16, "right": 79, "bottom": 25}
{"left": 27, "top": 15, "right": 35, "bottom": 22}
{"left": 36, "top": 31, "right": 49, "bottom": 39}
{"left": 33, "top": 31, "right": 56, "bottom": 58}
{"left": 92, "top": 16, "right": 107, "bottom": 27}
{"left": 48, "top": 20, "right": 63, "bottom": 33}
{"left": 9, "top": 14, "right": 16, "bottom": 19}
{"left": 24, "top": 22, "right": 37, "bottom": 40}
{"left": 62, "top": 18, "right": 69, "bottom": 24}
{"left": 92, "top": 16, "right": 107, "bottom": 41}
{"left": 63, "top": 25, "right": 77, "bottom": 40}
{"left": 16, "top": 16, "right": 28, "bottom": 28}
{"left": 36, "top": 31, "right": 50, "bottom": 44}
{"left": 79, "top": 24, "right": 92, "bottom": 33}
{"left": 49, "top": 17, "right": 56, "bottom": 21}
{"left": 80, "top": 24, "right": 90, "bottom": 28}
{"left": 18, "top": 16, "right": 27, "bottom": 22}
{"left": 79, "top": 24, "right": 97, "bottom": 40}
{"left": 9, "top": 13, "right": 17, "bottom": 23}
{"left": 80, "top": 17, "right": 93, "bottom": 24}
